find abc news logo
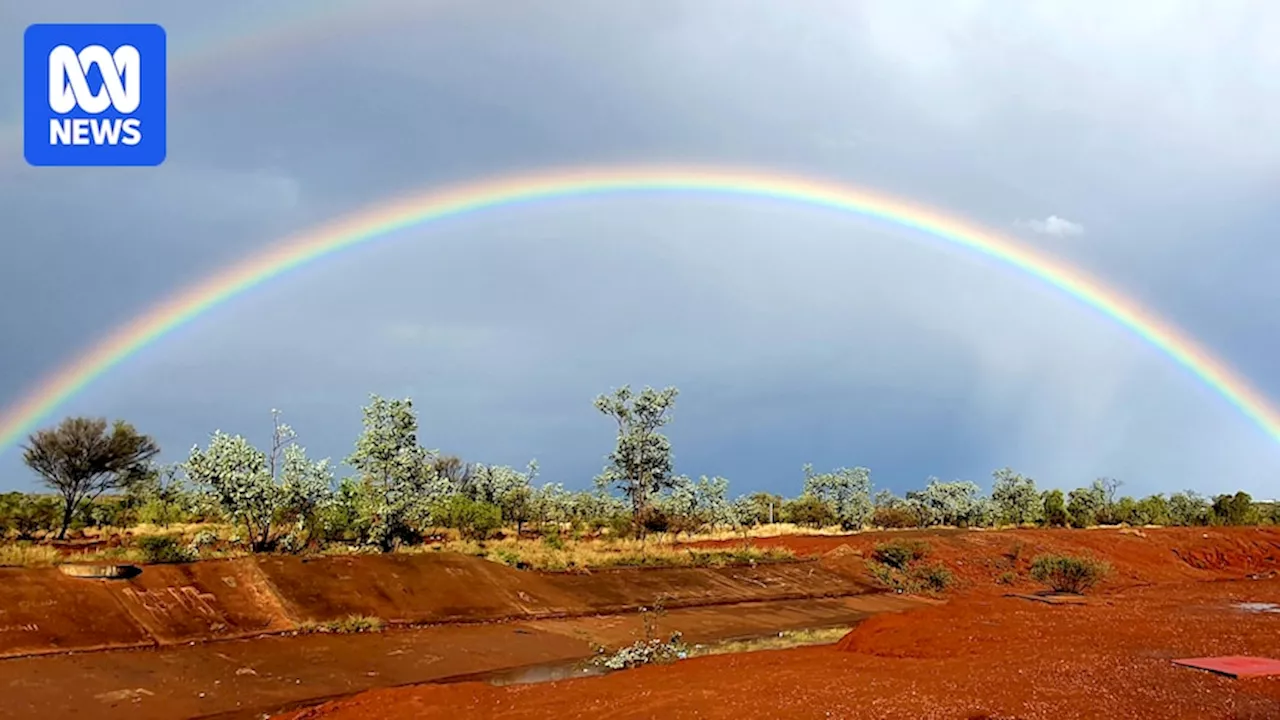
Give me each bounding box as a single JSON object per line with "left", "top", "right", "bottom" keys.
{"left": 24, "top": 23, "right": 167, "bottom": 167}
{"left": 48, "top": 44, "right": 143, "bottom": 146}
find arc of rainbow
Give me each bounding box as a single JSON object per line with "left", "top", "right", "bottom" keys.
{"left": 2, "top": 164, "right": 1278, "bottom": 455}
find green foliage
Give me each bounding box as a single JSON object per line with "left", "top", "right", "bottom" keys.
{"left": 1134, "top": 494, "right": 1171, "bottom": 525}
{"left": 991, "top": 468, "right": 1042, "bottom": 526}
{"left": 1211, "top": 491, "right": 1258, "bottom": 526}
{"left": 1042, "top": 489, "right": 1068, "bottom": 527}
{"left": 463, "top": 461, "right": 539, "bottom": 532}
{"left": 872, "top": 504, "right": 920, "bottom": 528}
{"left": 130, "top": 463, "right": 193, "bottom": 528}
{"left": 655, "top": 475, "right": 732, "bottom": 535}
{"left": 433, "top": 494, "right": 503, "bottom": 540}
{"left": 345, "top": 396, "right": 449, "bottom": 550}
{"left": 1066, "top": 482, "right": 1106, "bottom": 528}
{"left": 0, "top": 493, "right": 60, "bottom": 540}
{"left": 593, "top": 385, "right": 680, "bottom": 521}
{"left": 907, "top": 478, "right": 984, "bottom": 527}
{"left": 910, "top": 563, "right": 954, "bottom": 592}
{"left": 21, "top": 417, "right": 160, "bottom": 539}
{"left": 738, "top": 492, "right": 784, "bottom": 525}
{"left": 802, "top": 464, "right": 873, "bottom": 530}
{"left": 184, "top": 411, "right": 333, "bottom": 552}
{"left": 1029, "top": 554, "right": 1111, "bottom": 594}
{"left": 781, "top": 494, "right": 837, "bottom": 528}
{"left": 872, "top": 539, "right": 931, "bottom": 570}
{"left": 136, "top": 534, "right": 196, "bottom": 564}
{"left": 185, "top": 432, "right": 283, "bottom": 551}
{"left": 1168, "top": 491, "right": 1211, "bottom": 526}
{"left": 302, "top": 615, "right": 386, "bottom": 634}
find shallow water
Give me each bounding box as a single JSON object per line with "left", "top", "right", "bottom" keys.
{"left": 434, "top": 659, "right": 612, "bottom": 687}
{"left": 1235, "top": 602, "right": 1280, "bottom": 613}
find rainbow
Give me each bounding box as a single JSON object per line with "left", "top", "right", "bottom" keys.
{"left": 2, "top": 164, "right": 1278, "bottom": 455}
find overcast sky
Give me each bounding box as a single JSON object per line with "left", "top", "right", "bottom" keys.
{"left": 1, "top": 0, "right": 1278, "bottom": 499}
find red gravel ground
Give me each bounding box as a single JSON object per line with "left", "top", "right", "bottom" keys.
{"left": 281, "top": 527, "right": 1280, "bottom": 720}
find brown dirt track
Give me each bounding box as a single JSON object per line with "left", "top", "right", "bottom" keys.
{"left": 282, "top": 527, "right": 1280, "bottom": 720}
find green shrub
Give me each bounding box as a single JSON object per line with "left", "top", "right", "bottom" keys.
{"left": 872, "top": 539, "right": 930, "bottom": 570}
{"left": 136, "top": 535, "right": 196, "bottom": 564}
{"left": 996, "top": 571, "right": 1017, "bottom": 585}
{"left": 433, "top": 495, "right": 502, "bottom": 540}
{"left": 910, "top": 563, "right": 953, "bottom": 592}
{"left": 1029, "top": 554, "right": 1110, "bottom": 594}
{"left": 541, "top": 532, "right": 565, "bottom": 550}
{"left": 872, "top": 505, "right": 920, "bottom": 529}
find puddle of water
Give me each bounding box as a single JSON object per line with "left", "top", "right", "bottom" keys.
{"left": 431, "top": 626, "right": 854, "bottom": 689}
{"left": 1235, "top": 602, "right": 1280, "bottom": 614}
{"left": 435, "top": 659, "right": 611, "bottom": 687}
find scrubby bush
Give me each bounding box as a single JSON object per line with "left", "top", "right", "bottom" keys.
{"left": 781, "top": 494, "right": 837, "bottom": 528}
{"left": 872, "top": 539, "right": 930, "bottom": 570}
{"left": 1029, "top": 554, "right": 1110, "bottom": 594}
{"left": 0, "top": 493, "right": 60, "bottom": 540}
{"left": 910, "top": 563, "right": 954, "bottom": 592}
{"left": 592, "top": 632, "right": 689, "bottom": 670}
{"left": 433, "top": 495, "right": 502, "bottom": 540}
{"left": 1041, "top": 489, "right": 1068, "bottom": 527}
{"left": 872, "top": 505, "right": 919, "bottom": 529}
{"left": 136, "top": 534, "right": 196, "bottom": 564}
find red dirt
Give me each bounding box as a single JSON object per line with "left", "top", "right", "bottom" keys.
{"left": 284, "top": 527, "right": 1280, "bottom": 720}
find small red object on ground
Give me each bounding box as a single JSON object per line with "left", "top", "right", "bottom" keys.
{"left": 1172, "top": 656, "right": 1280, "bottom": 678}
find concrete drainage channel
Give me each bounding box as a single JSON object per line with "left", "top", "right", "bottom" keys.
{"left": 200, "top": 624, "right": 861, "bottom": 720}
{"left": 58, "top": 564, "right": 141, "bottom": 579}
{"left": 0, "top": 554, "right": 930, "bottom": 719}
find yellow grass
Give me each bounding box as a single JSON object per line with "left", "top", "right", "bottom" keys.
{"left": 396, "top": 534, "right": 795, "bottom": 570}
{"left": 0, "top": 543, "right": 60, "bottom": 567}
{"left": 0, "top": 522, "right": 825, "bottom": 569}
{"left": 687, "top": 626, "right": 852, "bottom": 657}
{"left": 298, "top": 615, "right": 386, "bottom": 634}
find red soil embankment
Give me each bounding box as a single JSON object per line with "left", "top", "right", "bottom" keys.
{"left": 0, "top": 567, "right": 153, "bottom": 656}
{"left": 0, "top": 552, "right": 873, "bottom": 658}
{"left": 690, "top": 525, "right": 1280, "bottom": 591}
{"left": 110, "top": 558, "right": 294, "bottom": 643}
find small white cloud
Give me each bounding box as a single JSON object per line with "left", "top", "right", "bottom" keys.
{"left": 1019, "top": 215, "right": 1085, "bottom": 238}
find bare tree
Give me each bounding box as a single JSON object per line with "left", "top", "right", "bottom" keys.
{"left": 22, "top": 417, "right": 160, "bottom": 539}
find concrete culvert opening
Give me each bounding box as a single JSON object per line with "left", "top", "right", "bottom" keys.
{"left": 57, "top": 564, "right": 141, "bottom": 580}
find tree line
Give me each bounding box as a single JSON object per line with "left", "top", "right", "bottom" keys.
{"left": 4, "top": 385, "right": 1277, "bottom": 549}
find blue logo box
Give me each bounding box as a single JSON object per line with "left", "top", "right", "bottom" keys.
{"left": 24, "top": 23, "right": 167, "bottom": 167}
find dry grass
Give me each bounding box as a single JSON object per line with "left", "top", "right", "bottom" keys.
{"left": 687, "top": 626, "right": 852, "bottom": 657}
{"left": 0, "top": 523, "right": 809, "bottom": 570}
{"left": 399, "top": 535, "right": 795, "bottom": 571}
{"left": 0, "top": 543, "right": 61, "bottom": 567}
{"left": 299, "top": 615, "right": 386, "bottom": 634}
{"left": 689, "top": 523, "right": 851, "bottom": 541}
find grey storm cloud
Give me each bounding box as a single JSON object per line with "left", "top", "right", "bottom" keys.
{"left": 1, "top": 0, "right": 1279, "bottom": 500}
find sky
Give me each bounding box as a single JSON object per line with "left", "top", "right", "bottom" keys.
{"left": 1, "top": 0, "right": 1278, "bottom": 499}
